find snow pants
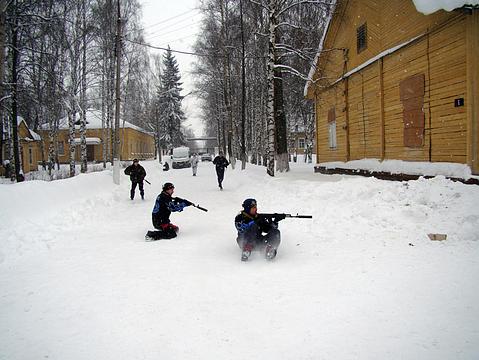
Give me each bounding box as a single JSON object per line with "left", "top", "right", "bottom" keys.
{"left": 216, "top": 168, "right": 225, "bottom": 186}
{"left": 236, "top": 228, "right": 281, "bottom": 251}
{"left": 131, "top": 181, "right": 144, "bottom": 199}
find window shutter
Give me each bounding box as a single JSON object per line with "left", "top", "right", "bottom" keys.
{"left": 328, "top": 107, "right": 336, "bottom": 123}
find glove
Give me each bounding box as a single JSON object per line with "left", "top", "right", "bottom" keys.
{"left": 169, "top": 202, "right": 185, "bottom": 212}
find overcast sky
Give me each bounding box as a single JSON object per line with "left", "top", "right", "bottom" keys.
{"left": 138, "top": 0, "right": 204, "bottom": 136}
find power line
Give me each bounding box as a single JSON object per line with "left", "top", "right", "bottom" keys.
{"left": 156, "top": 33, "right": 198, "bottom": 48}
{"left": 124, "top": 39, "right": 267, "bottom": 59}
{"left": 142, "top": 8, "right": 199, "bottom": 30}
{"left": 145, "top": 20, "right": 202, "bottom": 41}
{"left": 125, "top": 38, "right": 222, "bottom": 57}
{"left": 144, "top": 13, "right": 201, "bottom": 37}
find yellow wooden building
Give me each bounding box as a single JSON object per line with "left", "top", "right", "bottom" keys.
{"left": 38, "top": 109, "right": 155, "bottom": 164}
{"left": 1, "top": 117, "right": 43, "bottom": 175}
{"left": 304, "top": 0, "right": 479, "bottom": 175}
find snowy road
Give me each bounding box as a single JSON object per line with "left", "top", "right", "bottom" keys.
{"left": 1, "top": 160, "right": 478, "bottom": 360}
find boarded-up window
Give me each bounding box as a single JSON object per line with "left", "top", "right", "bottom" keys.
{"left": 357, "top": 23, "right": 367, "bottom": 54}
{"left": 400, "top": 74, "right": 425, "bottom": 147}
{"left": 328, "top": 107, "right": 337, "bottom": 149}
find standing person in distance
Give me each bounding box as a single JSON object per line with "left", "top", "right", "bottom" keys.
{"left": 213, "top": 151, "right": 229, "bottom": 190}
{"left": 146, "top": 182, "right": 193, "bottom": 240}
{"left": 124, "top": 158, "right": 146, "bottom": 200}
{"left": 234, "top": 198, "right": 281, "bottom": 261}
{"left": 191, "top": 153, "right": 199, "bottom": 176}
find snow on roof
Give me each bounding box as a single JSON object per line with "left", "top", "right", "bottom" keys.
{"left": 412, "top": 0, "right": 479, "bottom": 15}
{"left": 40, "top": 109, "right": 152, "bottom": 135}
{"left": 16, "top": 116, "right": 42, "bottom": 141}
{"left": 73, "top": 137, "right": 102, "bottom": 145}
{"left": 303, "top": 4, "right": 336, "bottom": 97}
{"left": 329, "top": 33, "right": 423, "bottom": 86}
{"left": 29, "top": 129, "right": 42, "bottom": 141}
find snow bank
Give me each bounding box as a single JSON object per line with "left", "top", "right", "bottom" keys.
{"left": 320, "top": 158, "right": 476, "bottom": 180}
{"left": 413, "top": 0, "right": 479, "bottom": 15}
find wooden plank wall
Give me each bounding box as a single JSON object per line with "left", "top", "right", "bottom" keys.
{"left": 313, "top": 0, "right": 469, "bottom": 166}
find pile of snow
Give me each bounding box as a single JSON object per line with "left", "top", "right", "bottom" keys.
{"left": 1, "top": 160, "right": 478, "bottom": 359}
{"left": 413, "top": 0, "right": 479, "bottom": 14}
{"left": 320, "top": 158, "right": 477, "bottom": 180}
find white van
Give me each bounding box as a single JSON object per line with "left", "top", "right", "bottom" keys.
{"left": 171, "top": 146, "right": 191, "bottom": 169}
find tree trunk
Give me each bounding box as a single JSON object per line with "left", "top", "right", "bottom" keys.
{"left": 80, "top": 0, "right": 87, "bottom": 173}
{"left": 68, "top": 106, "right": 76, "bottom": 178}
{"left": 0, "top": 0, "right": 6, "bottom": 165}
{"left": 10, "top": 1, "right": 21, "bottom": 181}
{"left": 273, "top": 55, "right": 289, "bottom": 173}
{"left": 266, "top": 0, "right": 276, "bottom": 176}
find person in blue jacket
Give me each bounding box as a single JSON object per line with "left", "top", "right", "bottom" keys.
{"left": 234, "top": 198, "right": 281, "bottom": 261}
{"left": 146, "top": 182, "right": 192, "bottom": 240}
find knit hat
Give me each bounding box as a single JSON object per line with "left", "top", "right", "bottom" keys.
{"left": 133, "top": 158, "right": 139, "bottom": 163}
{"left": 163, "top": 182, "right": 175, "bottom": 191}
{"left": 242, "top": 198, "right": 257, "bottom": 212}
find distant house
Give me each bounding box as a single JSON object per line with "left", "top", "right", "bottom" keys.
{"left": 304, "top": 0, "right": 479, "bottom": 175}
{"left": 1, "top": 116, "right": 42, "bottom": 175}
{"left": 38, "top": 109, "right": 155, "bottom": 163}
{"left": 289, "top": 125, "right": 316, "bottom": 156}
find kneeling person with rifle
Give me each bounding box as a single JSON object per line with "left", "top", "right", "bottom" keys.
{"left": 235, "top": 198, "right": 312, "bottom": 261}
{"left": 146, "top": 182, "right": 207, "bottom": 241}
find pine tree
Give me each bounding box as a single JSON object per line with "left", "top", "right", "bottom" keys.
{"left": 159, "top": 47, "right": 186, "bottom": 149}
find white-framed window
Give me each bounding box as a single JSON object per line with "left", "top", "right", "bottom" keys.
{"left": 298, "top": 138, "right": 305, "bottom": 149}
{"left": 328, "top": 122, "right": 337, "bottom": 149}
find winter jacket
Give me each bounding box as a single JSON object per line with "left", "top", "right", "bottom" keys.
{"left": 234, "top": 211, "right": 274, "bottom": 240}
{"left": 152, "top": 191, "right": 191, "bottom": 228}
{"left": 213, "top": 155, "right": 229, "bottom": 171}
{"left": 124, "top": 164, "right": 146, "bottom": 183}
{"left": 191, "top": 155, "right": 199, "bottom": 167}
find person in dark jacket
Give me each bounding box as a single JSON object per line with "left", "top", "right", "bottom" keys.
{"left": 146, "top": 182, "right": 192, "bottom": 240}
{"left": 212, "top": 152, "right": 229, "bottom": 190}
{"left": 124, "top": 159, "right": 146, "bottom": 200}
{"left": 234, "top": 198, "right": 281, "bottom": 261}
{"left": 163, "top": 161, "right": 169, "bottom": 171}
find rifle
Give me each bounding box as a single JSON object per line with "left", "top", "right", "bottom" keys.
{"left": 258, "top": 213, "right": 312, "bottom": 222}
{"left": 174, "top": 197, "right": 208, "bottom": 212}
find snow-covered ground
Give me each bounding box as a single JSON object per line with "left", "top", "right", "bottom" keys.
{"left": 1, "top": 159, "right": 478, "bottom": 360}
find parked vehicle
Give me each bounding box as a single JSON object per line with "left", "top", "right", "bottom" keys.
{"left": 201, "top": 153, "right": 213, "bottom": 162}
{"left": 171, "top": 147, "right": 191, "bottom": 169}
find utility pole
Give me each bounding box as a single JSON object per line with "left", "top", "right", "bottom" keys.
{"left": 113, "top": 0, "right": 121, "bottom": 184}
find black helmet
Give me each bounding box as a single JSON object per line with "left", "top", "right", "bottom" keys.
{"left": 162, "top": 182, "right": 174, "bottom": 191}
{"left": 242, "top": 198, "right": 257, "bottom": 212}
